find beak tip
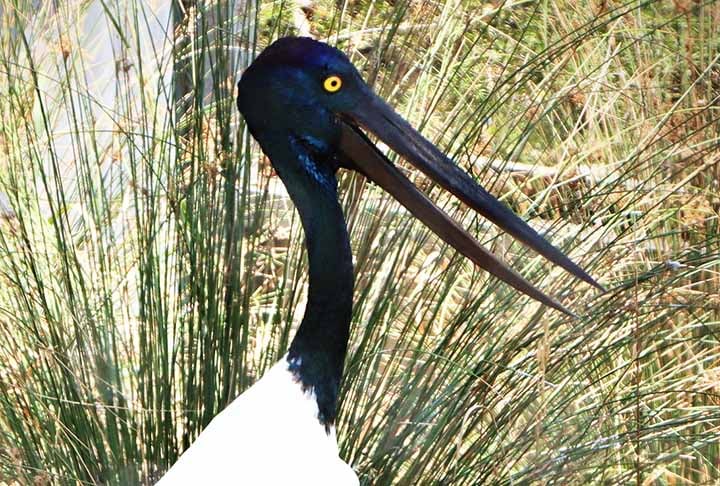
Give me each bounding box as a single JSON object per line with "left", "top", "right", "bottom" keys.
{"left": 569, "top": 267, "right": 605, "bottom": 293}
{"left": 549, "top": 299, "right": 577, "bottom": 318}
{"left": 585, "top": 277, "right": 607, "bottom": 293}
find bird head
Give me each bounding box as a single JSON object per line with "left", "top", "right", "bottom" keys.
{"left": 238, "top": 37, "right": 365, "bottom": 140}
{"left": 237, "top": 37, "right": 601, "bottom": 314}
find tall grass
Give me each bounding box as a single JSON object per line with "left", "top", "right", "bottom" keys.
{"left": 0, "top": 0, "right": 718, "bottom": 484}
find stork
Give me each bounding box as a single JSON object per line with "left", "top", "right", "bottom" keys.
{"left": 157, "top": 36, "right": 601, "bottom": 485}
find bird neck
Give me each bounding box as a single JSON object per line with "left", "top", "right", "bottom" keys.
{"left": 288, "top": 197, "right": 354, "bottom": 428}
{"left": 256, "top": 132, "right": 354, "bottom": 429}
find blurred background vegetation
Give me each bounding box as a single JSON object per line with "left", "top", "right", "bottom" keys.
{"left": 0, "top": 0, "right": 718, "bottom": 484}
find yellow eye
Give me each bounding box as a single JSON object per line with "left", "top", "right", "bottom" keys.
{"left": 323, "top": 75, "right": 342, "bottom": 93}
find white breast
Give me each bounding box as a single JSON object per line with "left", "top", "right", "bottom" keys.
{"left": 156, "top": 357, "right": 359, "bottom": 486}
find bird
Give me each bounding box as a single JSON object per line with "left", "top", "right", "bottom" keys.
{"left": 156, "top": 36, "right": 601, "bottom": 486}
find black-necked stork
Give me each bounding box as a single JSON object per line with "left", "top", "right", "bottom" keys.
{"left": 157, "top": 36, "right": 601, "bottom": 485}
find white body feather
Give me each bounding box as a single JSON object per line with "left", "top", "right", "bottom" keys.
{"left": 157, "top": 357, "right": 358, "bottom": 485}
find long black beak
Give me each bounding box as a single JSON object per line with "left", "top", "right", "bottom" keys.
{"left": 337, "top": 93, "right": 603, "bottom": 316}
